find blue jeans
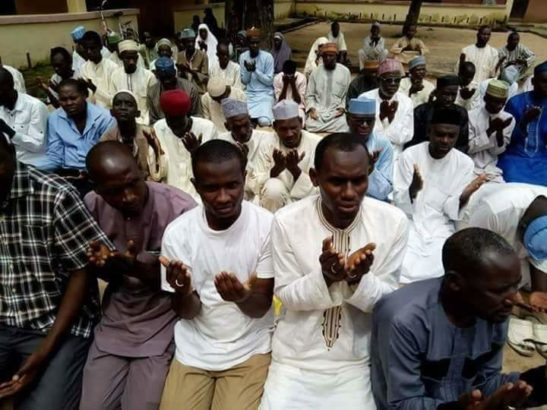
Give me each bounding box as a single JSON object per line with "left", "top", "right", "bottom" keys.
{"left": 0, "top": 326, "right": 91, "bottom": 410}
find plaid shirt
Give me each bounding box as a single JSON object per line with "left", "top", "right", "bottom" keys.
{"left": 0, "top": 162, "right": 111, "bottom": 338}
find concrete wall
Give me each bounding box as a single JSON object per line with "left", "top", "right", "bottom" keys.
{"left": 173, "top": 0, "right": 295, "bottom": 30}
{"left": 0, "top": 9, "right": 139, "bottom": 69}
{"left": 523, "top": 0, "right": 547, "bottom": 22}
{"left": 294, "top": 0, "right": 513, "bottom": 26}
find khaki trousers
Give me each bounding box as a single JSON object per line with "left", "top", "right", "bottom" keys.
{"left": 159, "top": 353, "right": 271, "bottom": 410}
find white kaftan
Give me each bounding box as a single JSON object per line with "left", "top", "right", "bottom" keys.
{"left": 360, "top": 89, "right": 414, "bottom": 157}
{"left": 253, "top": 130, "right": 320, "bottom": 212}
{"left": 305, "top": 64, "right": 351, "bottom": 133}
{"left": 394, "top": 142, "right": 474, "bottom": 283}
{"left": 260, "top": 195, "right": 408, "bottom": 409}
{"left": 457, "top": 44, "right": 499, "bottom": 87}
{"left": 468, "top": 106, "right": 515, "bottom": 181}
{"left": 468, "top": 183, "right": 547, "bottom": 288}
{"left": 218, "top": 129, "right": 277, "bottom": 202}
{"left": 79, "top": 58, "right": 118, "bottom": 108}
{"left": 153, "top": 117, "right": 217, "bottom": 200}
{"left": 110, "top": 66, "right": 157, "bottom": 125}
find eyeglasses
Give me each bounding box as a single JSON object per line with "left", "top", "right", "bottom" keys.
{"left": 381, "top": 77, "right": 402, "bottom": 84}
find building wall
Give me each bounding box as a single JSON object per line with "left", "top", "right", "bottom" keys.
{"left": 15, "top": 0, "right": 67, "bottom": 14}
{"left": 294, "top": 0, "right": 513, "bottom": 26}
{"left": 0, "top": 9, "right": 139, "bottom": 69}
{"left": 523, "top": 0, "right": 547, "bottom": 22}
{"left": 173, "top": 0, "right": 295, "bottom": 31}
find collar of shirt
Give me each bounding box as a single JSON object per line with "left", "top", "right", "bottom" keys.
{"left": 316, "top": 196, "right": 359, "bottom": 235}
{"left": 1, "top": 92, "right": 26, "bottom": 115}
{"left": 58, "top": 102, "right": 104, "bottom": 135}
{"left": 4, "top": 161, "right": 33, "bottom": 206}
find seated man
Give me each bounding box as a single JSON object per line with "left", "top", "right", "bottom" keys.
{"left": 256, "top": 100, "right": 320, "bottom": 212}
{"left": 44, "top": 79, "right": 115, "bottom": 195}
{"left": 406, "top": 75, "right": 469, "bottom": 153}
{"left": 0, "top": 131, "right": 112, "bottom": 410}
{"left": 498, "top": 61, "right": 547, "bottom": 186}
{"left": 498, "top": 31, "right": 536, "bottom": 80}
{"left": 305, "top": 43, "right": 351, "bottom": 133}
{"left": 372, "top": 228, "right": 547, "bottom": 410}
{"left": 455, "top": 61, "right": 481, "bottom": 111}
{"left": 273, "top": 60, "right": 307, "bottom": 122}
{"left": 201, "top": 77, "right": 246, "bottom": 132}
{"left": 101, "top": 91, "right": 166, "bottom": 181}
{"left": 398, "top": 56, "right": 435, "bottom": 108}
{"left": 358, "top": 22, "right": 387, "bottom": 69}
{"left": 260, "top": 133, "right": 408, "bottom": 409}
{"left": 159, "top": 140, "right": 274, "bottom": 410}
{"left": 153, "top": 89, "right": 217, "bottom": 199}
{"left": 209, "top": 42, "right": 243, "bottom": 90}
{"left": 110, "top": 39, "right": 157, "bottom": 125}
{"left": 0, "top": 67, "right": 48, "bottom": 167}
{"left": 457, "top": 25, "right": 499, "bottom": 86}
{"left": 176, "top": 28, "right": 209, "bottom": 95}
{"left": 80, "top": 142, "right": 196, "bottom": 410}
{"left": 394, "top": 107, "right": 483, "bottom": 284}
{"left": 361, "top": 58, "right": 413, "bottom": 157}
{"left": 79, "top": 30, "right": 118, "bottom": 108}
{"left": 389, "top": 24, "right": 428, "bottom": 70}
{"left": 240, "top": 27, "right": 275, "bottom": 127}
{"left": 346, "top": 59, "right": 379, "bottom": 104}
{"left": 327, "top": 21, "right": 349, "bottom": 65}
{"left": 218, "top": 99, "right": 276, "bottom": 202}
{"left": 344, "top": 97, "right": 394, "bottom": 201}
{"left": 147, "top": 56, "right": 202, "bottom": 124}
{"left": 468, "top": 80, "right": 515, "bottom": 183}
{"left": 469, "top": 183, "right": 547, "bottom": 310}
{"left": 40, "top": 47, "right": 77, "bottom": 108}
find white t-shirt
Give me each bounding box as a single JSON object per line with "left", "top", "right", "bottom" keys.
{"left": 161, "top": 201, "right": 274, "bottom": 371}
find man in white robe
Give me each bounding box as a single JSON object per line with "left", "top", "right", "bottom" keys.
{"left": 468, "top": 79, "right": 515, "bottom": 182}
{"left": 217, "top": 99, "right": 276, "bottom": 202}
{"left": 79, "top": 31, "right": 118, "bottom": 109}
{"left": 153, "top": 89, "right": 217, "bottom": 200}
{"left": 110, "top": 40, "right": 157, "bottom": 125}
{"left": 201, "top": 77, "right": 246, "bottom": 133}
{"left": 360, "top": 58, "right": 413, "bottom": 158}
{"left": 468, "top": 184, "right": 547, "bottom": 308}
{"left": 209, "top": 42, "right": 243, "bottom": 90}
{"left": 255, "top": 100, "right": 320, "bottom": 212}
{"left": 260, "top": 133, "right": 408, "bottom": 409}
{"left": 394, "top": 107, "right": 484, "bottom": 284}
{"left": 457, "top": 26, "right": 499, "bottom": 87}
{"left": 398, "top": 56, "right": 435, "bottom": 108}
{"left": 358, "top": 22, "right": 388, "bottom": 69}
{"left": 327, "top": 21, "right": 348, "bottom": 65}
{"left": 305, "top": 43, "right": 350, "bottom": 133}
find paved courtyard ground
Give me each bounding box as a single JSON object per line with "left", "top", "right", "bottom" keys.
{"left": 285, "top": 21, "right": 547, "bottom": 78}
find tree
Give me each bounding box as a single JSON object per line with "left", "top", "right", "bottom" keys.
{"left": 403, "top": 0, "right": 423, "bottom": 34}
{"left": 225, "top": 0, "right": 274, "bottom": 47}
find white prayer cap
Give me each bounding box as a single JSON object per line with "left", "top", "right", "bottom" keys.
{"left": 113, "top": 89, "right": 138, "bottom": 104}
{"left": 273, "top": 100, "right": 299, "bottom": 120}
{"left": 118, "top": 40, "right": 139, "bottom": 54}
{"left": 221, "top": 99, "right": 248, "bottom": 119}
{"left": 207, "top": 77, "right": 227, "bottom": 99}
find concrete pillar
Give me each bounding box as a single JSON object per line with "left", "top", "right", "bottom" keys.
{"left": 66, "top": 0, "right": 87, "bottom": 13}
